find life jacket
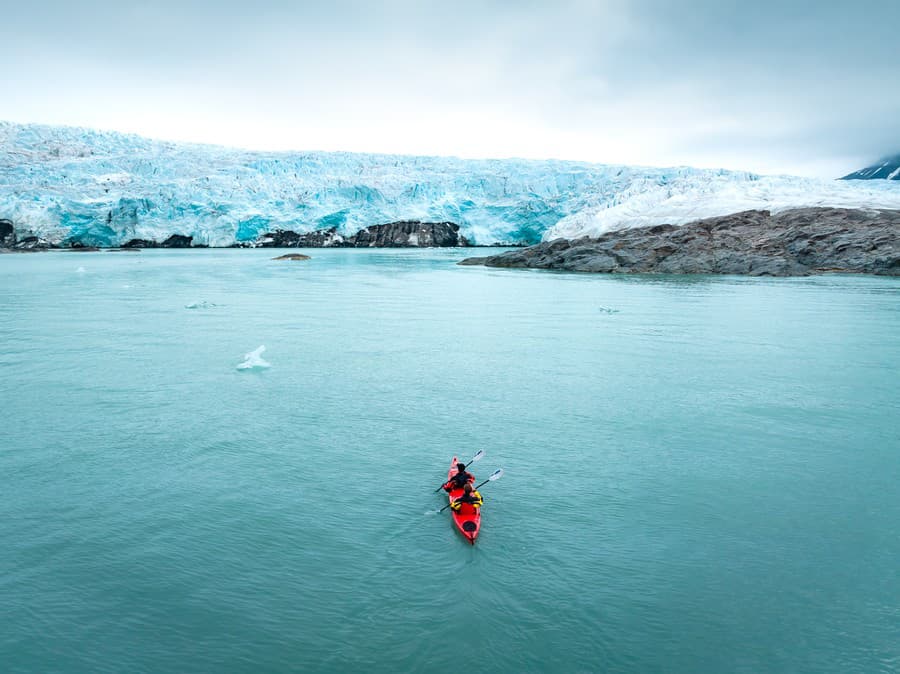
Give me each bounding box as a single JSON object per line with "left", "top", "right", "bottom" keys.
{"left": 451, "top": 490, "right": 482, "bottom": 515}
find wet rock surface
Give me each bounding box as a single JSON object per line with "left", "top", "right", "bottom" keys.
{"left": 272, "top": 253, "right": 311, "bottom": 261}
{"left": 162, "top": 234, "right": 197, "bottom": 248}
{"left": 349, "top": 221, "right": 469, "bottom": 247}
{"left": 460, "top": 208, "right": 900, "bottom": 276}
{"left": 121, "top": 238, "right": 158, "bottom": 248}
{"left": 256, "top": 227, "right": 346, "bottom": 248}
{"left": 121, "top": 234, "right": 201, "bottom": 248}
{"left": 253, "top": 221, "right": 469, "bottom": 248}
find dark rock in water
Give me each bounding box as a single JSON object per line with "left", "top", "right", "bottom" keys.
{"left": 457, "top": 256, "right": 490, "bottom": 266}
{"left": 161, "top": 234, "right": 194, "bottom": 248}
{"left": 460, "top": 207, "right": 900, "bottom": 276}
{"left": 122, "top": 238, "right": 158, "bottom": 248}
{"left": 350, "top": 221, "right": 469, "bottom": 247}
{"left": 272, "top": 253, "right": 311, "bottom": 261}
{"left": 68, "top": 242, "right": 100, "bottom": 251}
{"left": 106, "top": 248, "right": 141, "bottom": 252}
{"left": 0, "top": 219, "right": 15, "bottom": 247}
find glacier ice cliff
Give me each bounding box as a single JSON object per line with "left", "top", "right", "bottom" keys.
{"left": 2, "top": 121, "right": 900, "bottom": 247}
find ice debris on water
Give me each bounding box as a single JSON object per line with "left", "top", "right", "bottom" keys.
{"left": 185, "top": 300, "right": 217, "bottom": 309}
{"left": 76, "top": 266, "right": 86, "bottom": 273}
{"left": 237, "top": 345, "right": 270, "bottom": 370}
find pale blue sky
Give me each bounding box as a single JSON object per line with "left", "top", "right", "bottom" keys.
{"left": 2, "top": 0, "right": 898, "bottom": 177}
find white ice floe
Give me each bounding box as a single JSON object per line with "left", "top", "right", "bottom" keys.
{"left": 237, "top": 345, "right": 270, "bottom": 370}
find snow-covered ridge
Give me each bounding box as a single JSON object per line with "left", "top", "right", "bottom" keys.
{"left": 841, "top": 154, "right": 900, "bottom": 181}
{"left": 2, "top": 121, "right": 899, "bottom": 246}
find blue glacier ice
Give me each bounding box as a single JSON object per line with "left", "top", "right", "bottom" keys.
{"left": 2, "top": 121, "right": 900, "bottom": 246}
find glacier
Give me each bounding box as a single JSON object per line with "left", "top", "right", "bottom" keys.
{"left": 2, "top": 121, "right": 900, "bottom": 247}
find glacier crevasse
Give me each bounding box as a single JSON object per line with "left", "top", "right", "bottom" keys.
{"left": 2, "top": 121, "right": 900, "bottom": 247}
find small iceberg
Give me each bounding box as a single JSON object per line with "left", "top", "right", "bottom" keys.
{"left": 76, "top": 266, "right": 86, "bottom": 273}
{"left": 185, "top": 300, "right": 217, "bottom": 309}
{"left": 237, "top": 345, "right": 270, "bottom": 370}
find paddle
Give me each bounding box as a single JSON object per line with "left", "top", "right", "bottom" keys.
{"left": 438, "top": 468, "right": 504, "bottom": 513}
{"left": 432, "top": 449, "right": 485, "bottom": 492}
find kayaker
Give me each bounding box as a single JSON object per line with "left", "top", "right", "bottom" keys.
{"left": 443, "top": 462, "right": 475, "bottom": 492}
{"left": 451, "top": 483, "right": 483, "bottom": 515}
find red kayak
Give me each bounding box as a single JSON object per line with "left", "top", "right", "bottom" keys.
{"left": 447, "top": 455, "right": 481, "bottom": 544}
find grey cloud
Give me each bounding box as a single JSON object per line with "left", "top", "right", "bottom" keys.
{"left": 2, "top": 0, "right": 897, "bottom": 176}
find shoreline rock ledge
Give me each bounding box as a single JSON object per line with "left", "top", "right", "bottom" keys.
{"left": 459, "top": 208, "right": 900, "bottom": 276}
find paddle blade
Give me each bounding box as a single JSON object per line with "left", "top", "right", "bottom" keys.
{"left": 488, "top": 468, "right": 504, "bottom": 481}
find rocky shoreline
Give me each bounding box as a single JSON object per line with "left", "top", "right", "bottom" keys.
{"left": 0, "top": 220, "right": 471, "bottom": 251}
{"left": 459, "top": 208, "right": 900, "bottom": 276}
{"left": 6, "top": 208, "right": 899, "bottom": 277}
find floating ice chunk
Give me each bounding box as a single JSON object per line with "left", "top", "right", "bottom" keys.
{"left": 237, "top": 345, "right": 270, "bottom": 370}
{"left": 76, "top": 266, "right": 86, "bottom": 273}
{"left": 185, "top": 300, "right": 217, "bottom": 309}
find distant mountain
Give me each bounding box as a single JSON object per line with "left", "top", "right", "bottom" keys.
{"left": 842, "top": 155, "right": 900, "bottom": 180}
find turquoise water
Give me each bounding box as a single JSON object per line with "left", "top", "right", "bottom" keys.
{"left": 2, "top": 249, "right": 898, "bottom": 673}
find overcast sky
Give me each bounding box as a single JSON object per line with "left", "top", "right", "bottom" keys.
{"left": 2, "top": 0, "right": 898, "bottom": 177}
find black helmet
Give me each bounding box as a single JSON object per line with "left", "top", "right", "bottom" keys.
{"left": 456, "top": 463, "right": 466, "bottom": 471}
